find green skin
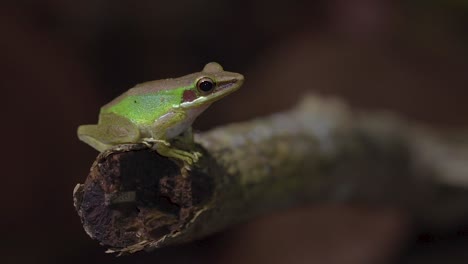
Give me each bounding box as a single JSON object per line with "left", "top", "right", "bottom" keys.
{"left": 77, "top": 62, "right": 244, "bottom": 165}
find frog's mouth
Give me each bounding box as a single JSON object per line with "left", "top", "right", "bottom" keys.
{"left": 214, "top": 78, "right": 241, "bottom": 96}
{"left": 209, "top": 72, "right": 244, "bottom": 97}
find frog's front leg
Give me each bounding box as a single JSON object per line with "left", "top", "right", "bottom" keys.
{"left": 142, "top": 136, "right": 201, "bottom": 166}
{"left": 177, "top": 127, "right": 202, "bottom": 160}
{"left": 148, "top": 111, "right": 201, "bottom": 166}
{"left": 151, "top": 141, "right": 200, "bottom": 166}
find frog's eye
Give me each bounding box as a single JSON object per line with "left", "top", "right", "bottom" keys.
{"left": 196, "top": 77, "right": 216, "bottom": 94}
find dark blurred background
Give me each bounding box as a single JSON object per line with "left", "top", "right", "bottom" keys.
{"left": 2, "top": 0, "right": 468, "bottom": 263}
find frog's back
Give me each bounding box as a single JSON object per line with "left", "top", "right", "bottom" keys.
{"left": 101, "top": 79, "right": 186, "bottom": 125}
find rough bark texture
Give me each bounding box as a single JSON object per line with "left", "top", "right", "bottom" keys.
{"left": 73, "top": 95, "right": 468, "bottom": 255}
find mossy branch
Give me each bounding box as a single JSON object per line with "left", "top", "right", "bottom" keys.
{"left": 73, "top": 95, "right": 468, "bottom": 255}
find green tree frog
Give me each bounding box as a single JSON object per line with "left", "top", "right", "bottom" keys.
{"left": 77, "top": 62, "right": 244, "bottom": 165}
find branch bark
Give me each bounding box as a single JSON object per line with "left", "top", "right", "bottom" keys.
{"left": 73, "top": 95, "right": 468, "bottom": 255}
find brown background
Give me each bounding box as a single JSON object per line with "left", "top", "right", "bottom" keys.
{"left": 2, "top": 1, "right": 468, "bottom": 263}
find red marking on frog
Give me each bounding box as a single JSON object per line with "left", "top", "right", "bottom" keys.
{"left": 182, "top": 90, "right": 197, "bottom": 103}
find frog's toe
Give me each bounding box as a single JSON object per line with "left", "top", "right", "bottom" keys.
{"left": 188, "top": 152, "right": 202, "bottom": 163}
{"left": 185, "top": 151, "right": 202, "bottom": 164}
{"left": 194, "top": 151, "right": 203, "bottom": 159}
{"left": 142, "top": 141, "right": 152, "bottom": 148}
{"left": 143, "top": 138, "right": 171, "bottom": 147}
{"left": 172, "top": 149, "right": 198, "bottom": 164}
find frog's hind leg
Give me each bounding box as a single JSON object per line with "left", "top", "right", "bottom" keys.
{"left": 77, "top": 113, "right": 140, "bottom": 152}
{"left": 77, "top": 124, "right": 115, "bottom": 152}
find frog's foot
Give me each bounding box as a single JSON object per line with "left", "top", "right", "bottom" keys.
{"left": 142, "top": 138, "right": 171, "bottom": 148}
{"left": 152, "top": 141, "right": 202, "bottom": 167}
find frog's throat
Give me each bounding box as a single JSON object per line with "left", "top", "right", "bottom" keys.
{"left": 164, "top": 104, "right": 210, "bottom": 139}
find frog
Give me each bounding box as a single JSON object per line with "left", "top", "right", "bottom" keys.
{"left": 77, "top": 62, "right": 244, "bottom": 166}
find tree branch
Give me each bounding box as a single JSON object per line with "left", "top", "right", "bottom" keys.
{"left": 73, "top": 95, "right": 468, "bottom": 255}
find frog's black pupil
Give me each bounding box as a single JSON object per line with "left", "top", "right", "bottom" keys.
{"left": 199, "top": 80, "right": 214, "bottom": 92}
